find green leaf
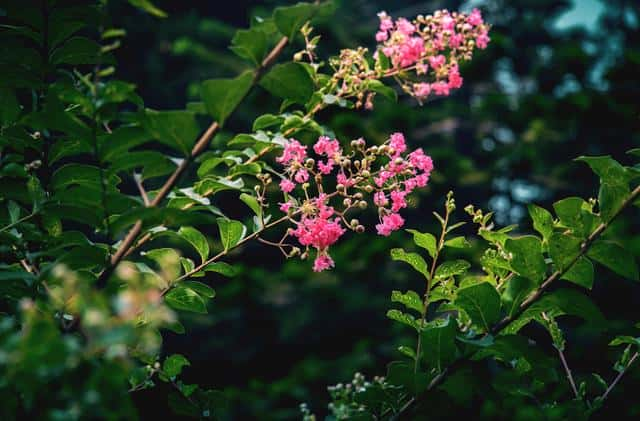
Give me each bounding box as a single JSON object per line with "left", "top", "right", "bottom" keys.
{"left": 239, "top": 193, "right": 262, "bottom": 218}
{"left": 505, "top": 236, "right": 546, "bottom": 283}
{"left": 390, "top": 248, "right": 429, "bottom": 279}
{"left": 576, "top": 155, "right": 630, "bottom": 221}
{"left": 50, "top": 36, "right": 101, "bottom": 65}
{"left": 216, "top": 218, "right": 246, "bottom": 251}
{"left": 201, "top": 261, "right": 239, "bottom": 277}
{"left": 230, "top": 27, "right": 268, "bottom": 66}
{"left": 386, "top": 309, "right": 420, "bottom": 331}
{"left": 434, "top": 260, "right": 471, "bottom": 280}
{"left": 553, "top": 197, "right": 596, "bottom": 237}
{"left": 444, "top": 236, "right": 470, "bottom": 249}
{"left": 528, "top": 204, "right": 554, "bottom": 241}
{"left": 252, "top": 114, "right": 284, "bottom": 131}
{"left": 273, "top": 2, "right": 331, "bottom": 39}
{"left": 501, "top": 276, "right": 536, "bottom": 317}
{"left": 587, "top": 240, "right": 639, "bottom": 281}
{"left": 142, "top": 109, "right": 200, "bottom": 156}
{"left": 609, "top": 336, "right": 640, "bottom": 347}
{"left": 163, "top": 354, "right": 190, "bottom": 378}
{"left": 561, "top": 256, "right": 594, "bottom": 289}
{"left": 165, "top": 286, "right": 207, "bottom": 313}
{"left": 260, "top": 62, "right": 314, "bottom": 104}
{"left": 386, "top": 361, "right": 429, "bottom": 395}
{"left": 365, "top": 79, "right": 397, "bottom": 102}
{"left": 181, "top": 281, "right": 215, "bottom": 298}
{"left": 201, "top": 71, "right": 254, "bottom": 126}
{"left": 405, "top": 229, "right": 437, "bottom": 258}
{"left": 503, "top": 289, "right": 604, "bottom": 335}
{"left": 128, "top": 0, "right": 167, "bottom": 17}
{"left": 178, "top": 226, "right": 209, "bottom": 264}
{"left": 549, "top": 232, "right": 582, "bottom": 272}
{"left": 391, "top": 290, "right": 424, "bottom": 314}
{"left": 420, "top": 317, "right": 457, "bottom": 372}
{"left": 455, "top": 282, "right": 501, "bottom": 331}
{"left": 51, "top": 164, "right": 119, "bottom": 191}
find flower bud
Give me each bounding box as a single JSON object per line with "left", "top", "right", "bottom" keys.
{"left": 336, "top": 183, "right": 345, "bottom": 191}
{"left": 361, "top": 170, "right": 371, "bottom": 178}
{"left": 343, "top": 198, "right": 352, "bottom": 207}
{"left": 364, "top": 185, "right": 374, "bottom": 193}
{"left": 394, "top": 157, "right": 403, "bottom": 165}
{"left": 358, "top": 201, "right": 367, "bottom": 209}
{"left": 294, "top": 52, "right": 304, "bottom": 61}
{"left": 354, "top": 192, "right": 363, "bottom": 200}
{"left": 355, "top": 225, "right": 365, "bottom": 233}
{"left": 350, "top": 219, "right": 359, "bottom": 227}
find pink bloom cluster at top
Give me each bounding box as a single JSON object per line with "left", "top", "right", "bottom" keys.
{"left": 275, "top": 134, "right": 434, "bottom": 271}
{"left": 375, "top": 9, "right": 490, "bottom": 101}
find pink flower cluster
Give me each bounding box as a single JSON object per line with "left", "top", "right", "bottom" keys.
{"left": 274, "top": 133, "right": 434, "bottom": 271}
{"left": 375, "top": 9, "right": 490, "bottom": 101}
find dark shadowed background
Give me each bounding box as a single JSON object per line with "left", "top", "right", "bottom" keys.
{"left": 107, "top": 0, "right": 640, "bottom": 418}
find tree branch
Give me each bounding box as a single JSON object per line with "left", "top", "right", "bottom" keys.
{"left": 393, "top": 183, "right": 640, "bottom": 418}
{"left": 96, "top": 36, "right": 290, "bottom": 287}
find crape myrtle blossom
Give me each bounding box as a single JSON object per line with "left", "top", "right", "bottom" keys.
{"left": 375, "top": 8, "right": 491, "bottom": 101}
{"left": 296, "top": 9, "right": 490, "bottom": 113}
{"left": 272, "top": 133, "right": 433, "bottom": 272}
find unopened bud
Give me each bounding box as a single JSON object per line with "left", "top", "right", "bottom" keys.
{"left": 355, "top": 225, "right": 365, "bottom": 233}
{"left": 364, "top": 185, "right": 374, "bottom": 193}
{"left": 361, "top": 170, "right": 370, "bottom": 178}
{"left": 336, "top": 183, "right": 345, "bottom": 191}
{"left": 343, "top": 198, "right": 352, "bottom": 207}
{"left": 358, "top": 201, "right": 367, "bottom": 209}
{"left": 394, "top": 157, "right": 403, "bottom": 165}
{"left": 294, "top": 52, "right": 304, "bottom": 61}
{"left": 350, "top": 219, "right": 359, "bottom": 227}
{"left": 354, "top": 192, "right": 363, "bottom": 200}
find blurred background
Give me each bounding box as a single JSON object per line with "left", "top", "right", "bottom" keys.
{"left": 108, "top": 0, "right": 640, "bottom": 418}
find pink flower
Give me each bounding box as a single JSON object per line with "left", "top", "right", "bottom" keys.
{"left": 468, "top": 9, "right": 484, "bottom": 26}
{"left": 413, "top": 173, "right": 430, "bottom": 187}
{"left": 396, "top": 18, "right": 415, "bottom": 35}
{"left": 280, "top": 201, "right": 293, "bottom": 213}
{"left": 413, "top": 82, "right": 431, "bottom": 98}
{"left": 376, "top": 31, "right": 388, "bottom": 42}
{"left": 441, "top": 14, "right": 455, "bottom": 31}
{"left": 428, "top": 54, "right": 446, "bottom": 70}
{"left": 448, "top": 66, "right": 463, "bottom": 89}
{"left": 431, "top": 81, "right": 450, "bottom": 96}
{"left": 398, "top": 36, "right": 424, "bottom": 67}
{"left": 476, "top": 30, "right": 490, "bottom": 49}
{"left": 416, "top": 62, "right": 429, "bottom": 74}
{"left": 337, "top": 172, "right": 354, "bottom": 187}
{"left": 376, "top": 213, "right": 405, "bottom": 236}
{"left": 408, "top": 148, "right": 434, "bottom": 172}
{"left": 389, "top": 132, "right": 407, "bottom": 155}
{"left": 449, "top": 33, "right": 464, "bottom": 49}
{"left": 294, "top": 169, "right": 309, "bottom": 183}
{"left": 374, "top": 191, "right": 388, "bottom": 207}
{"left": 276, "top": 139, "right": 307, "bottom": 165}
{"left": 390, "top": 190, "right": 407, "bottom": 212}
{"left": 374, "top": 169, "right": 393, "bottom": 187}
{"left": 313, "top": 136, "right": 341, "bottom": 157}
{"left": 378, "top": 11, "right": 393, "bottom": 31}
{"left": 280, "top": 179, "right": 295, "bottom": 193}
{"left": 317, "top": 159, "right": 334, "bottom": 175}
{"left": 313, "top": 253, "right": 335, "bottom": 272}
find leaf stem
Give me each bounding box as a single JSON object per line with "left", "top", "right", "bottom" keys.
{"left": 600, "top": 351, "right": 639, "bottom": 401}
{"left": 0, "top": 212, "right": 38, "bottom": 233}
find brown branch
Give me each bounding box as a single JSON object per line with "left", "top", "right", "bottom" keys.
{"left": 96, "top": 36, "right": 290, "bottom": 287}
{"left": 134, "top": 174, "right": 150, "bottom": 206}
{"left": 393, "top": 183, "right": 640, "bottom": 418}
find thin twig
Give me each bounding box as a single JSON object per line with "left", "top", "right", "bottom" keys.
{"left": 601, "top": 351, "right": 639, "bottom": 401}
{"left": 134, "top": 174, "right": 150, "bottom": 206}
{"left": 0, "top": 212, "right": 38, "bottom": 233}
{"left": 557, "top": 347, "right": 579, "bottom": 399}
